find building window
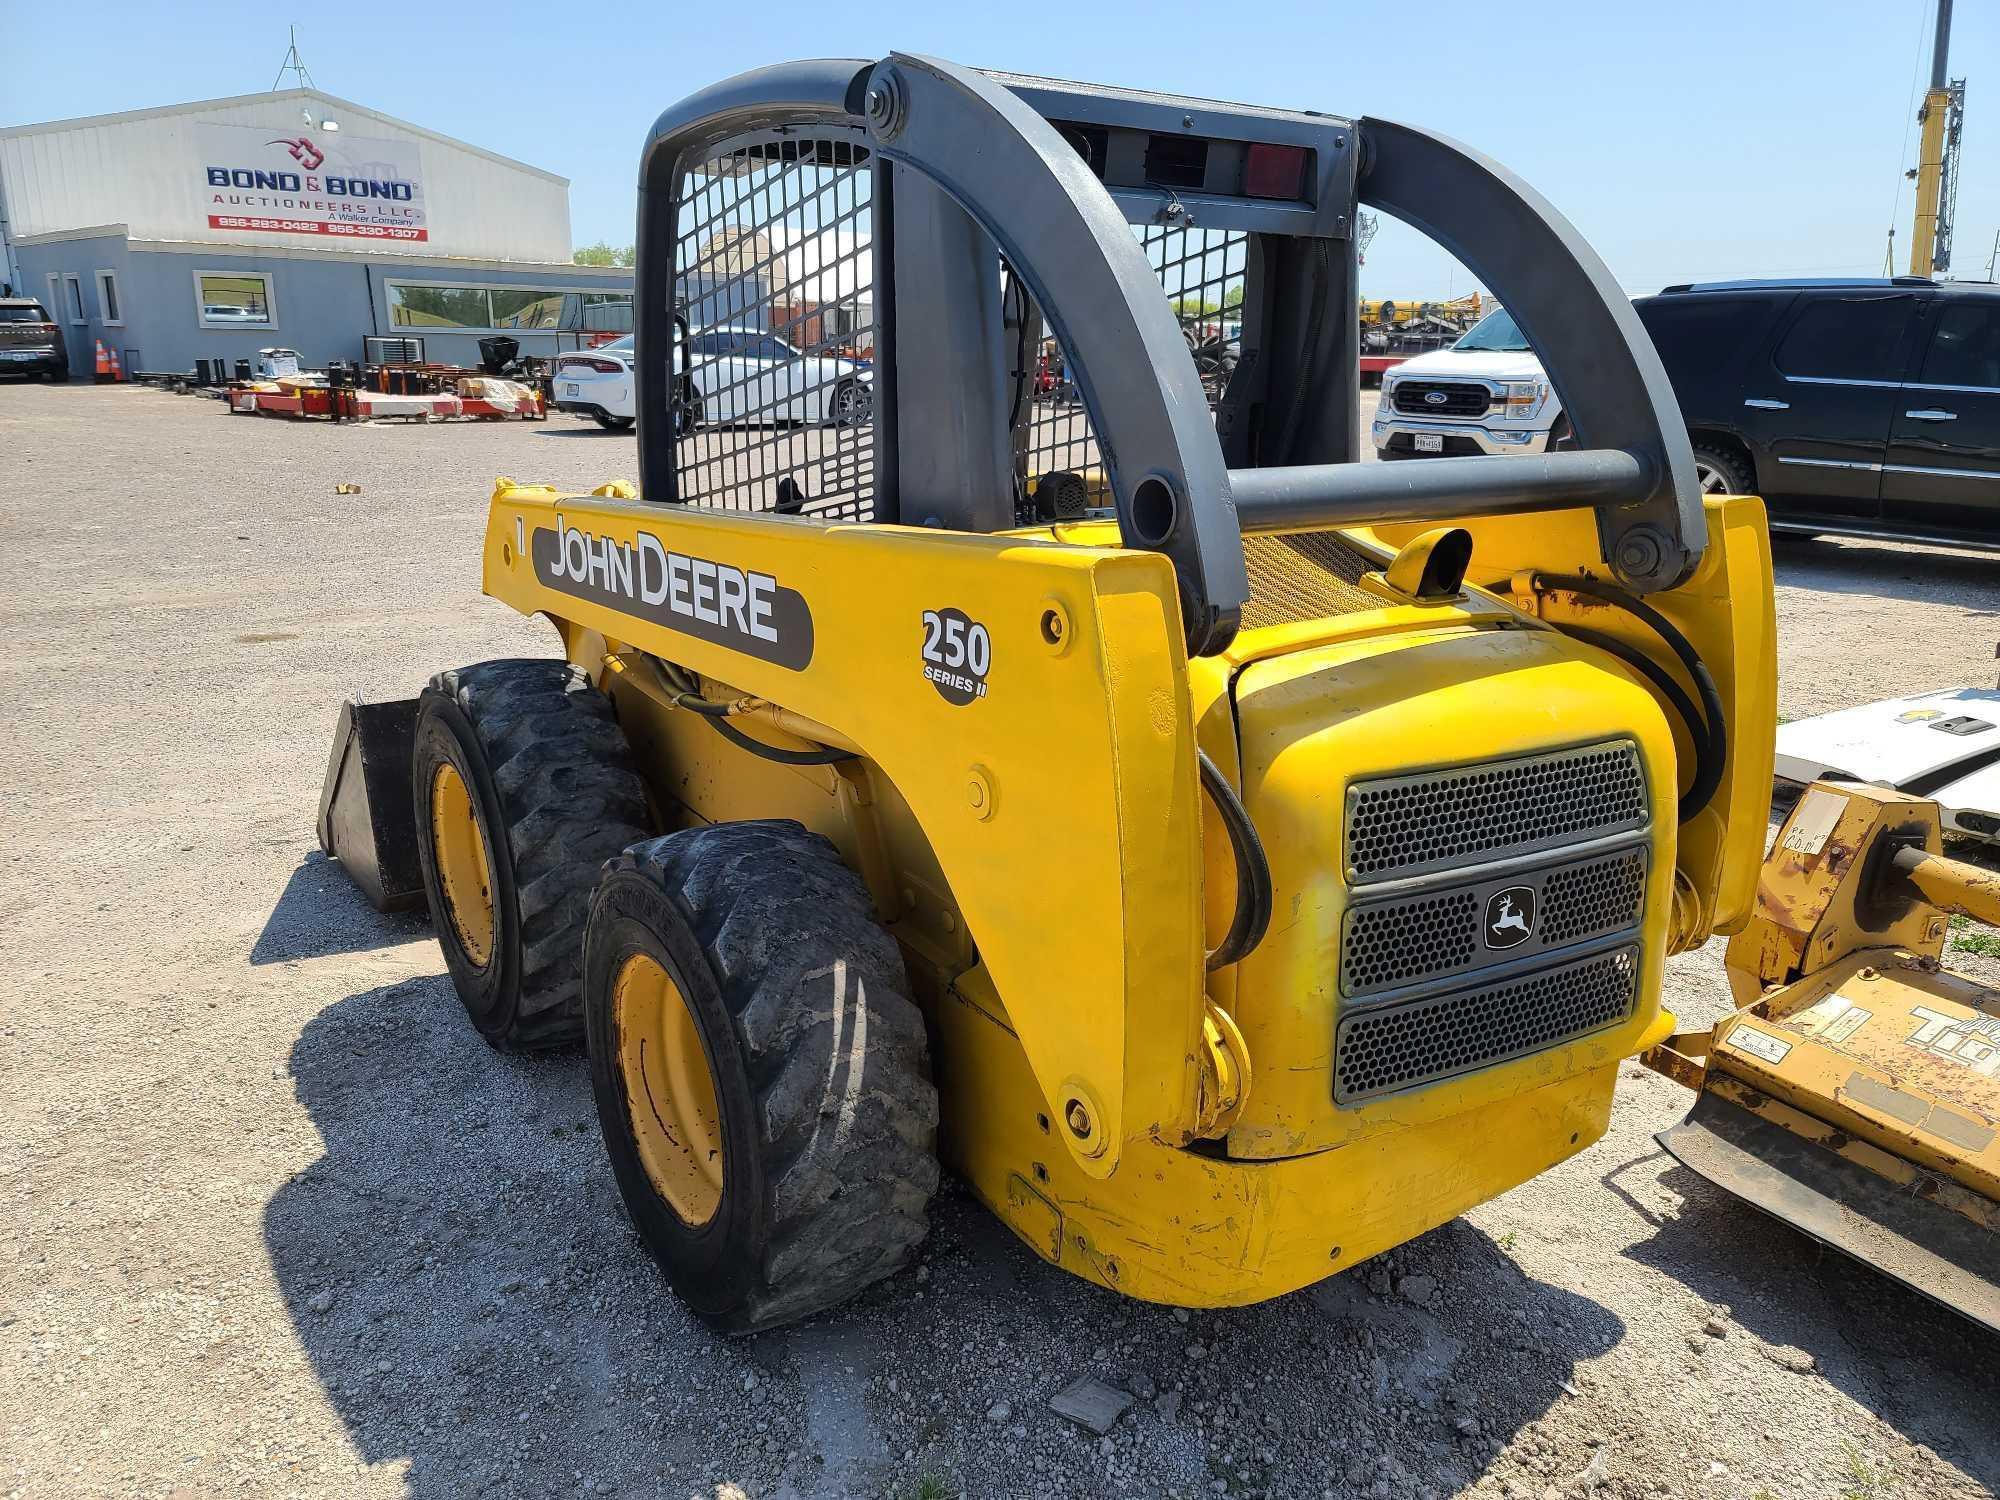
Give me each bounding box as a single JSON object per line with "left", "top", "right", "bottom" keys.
{"left": 194, "top": 271, "right": 277, "bottom": 329}
{"left": 96, "top": 271, "right": 122, "bottom": 326}
{"left": 488, "top": 288, "right": 565, "bottom": 330}
{"left": 384, "top": 280, "right": 632, "bottom": 334}
{"left": 577, "top": 293, "right": 633, "bottom": 334}
{"left": 386, "top": 283, "right": 491, "bottom": 329}
{"left": 65, "top": 274, "right": 85, "bottom": 324}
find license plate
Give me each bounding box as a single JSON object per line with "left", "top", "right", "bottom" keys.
{"left": 564, "top": 383, "right": 579, "bottom": 397}
{"left": 1, "top": 350, "right": 35, "bottom": 361}
{"left": 1414, "top": 432, "right": 1444, "bottom": 453}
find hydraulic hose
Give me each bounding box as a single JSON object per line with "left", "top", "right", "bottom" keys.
{"left": 652, "top": 657, "right": 858, "bottom": 766}
{"left": 700, "top": 712, "right": 858, "bottom": 767}
{"left": 1541, "top": 574, "right": 1728, "bottom": 822}
{"left": 1198, "top": 749, "right": 1273, "bottom": 971}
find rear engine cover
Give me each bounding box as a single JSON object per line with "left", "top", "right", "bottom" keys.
{"left": 1225, "top": 620, "right": 1680, "bottom": 1159}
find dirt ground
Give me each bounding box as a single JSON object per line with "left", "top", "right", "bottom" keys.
{"left": 2, "top": 382, "right": 1996, "bottom": 1500}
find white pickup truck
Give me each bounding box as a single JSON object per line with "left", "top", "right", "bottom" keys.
{"left": 1371, "top": 307, "right": 1561, "bottom": 459}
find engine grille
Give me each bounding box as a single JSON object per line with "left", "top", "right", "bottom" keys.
{"left": 1342, "top": 888, "right": 1481, "bottom": 995}
{"left": 1539, "top": 850, "right": 1648, "bottom": 946}
{"left": 1341, "top": 847, "right": 1648, "bottom": 999}
{"left": 1345, "top": 741, "right": 1647, "bottom": 884}
{"left": 1334, "top": 947, "right": 1639, "bottom": 1102}
{"left": 1392, "top": 380, "right": 1491, "bottom": 417}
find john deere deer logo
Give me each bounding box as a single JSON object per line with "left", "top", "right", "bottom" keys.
{"left": 1485, "top": 886, "right": 1536, "bottom": 949}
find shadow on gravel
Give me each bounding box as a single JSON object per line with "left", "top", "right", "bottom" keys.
{"left": 266, "top": 978, "right": 1630, "bottom": 1498}
{"left": 1773, "top": 535, "right": 2000, "bottom": 613}
{"left": 250, "top": 853, "right": 427, "bottom": 965}
{"left": 266, "top": 977, "right": 761, "bottom": 1499}
{"left": 1625, "top": 1161, "right": 2000, "bottom": 1489}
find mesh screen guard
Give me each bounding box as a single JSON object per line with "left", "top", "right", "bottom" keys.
{"left": 664, "top": 138, "right": 1258, "bottom": 532}
{"left": 671, "top": 139, "right": 879, "bottom": 522}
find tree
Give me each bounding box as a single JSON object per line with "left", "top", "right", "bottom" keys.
{"left": 573, "top": 241, "right": 636, "bottom": 267}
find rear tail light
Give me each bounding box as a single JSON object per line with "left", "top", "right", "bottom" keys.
{"left": 1244, "top": 143, "right": 1309, "bottom": 200}
{"left": 560, "top": 357, "right": 622, "bottom": 374}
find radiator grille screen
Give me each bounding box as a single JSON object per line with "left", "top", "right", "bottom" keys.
{"left": 1540, "top": 849, "right": 1648, "bottom": 947}
{"left": 1345, "top": 742, "right": 1647, "bottom": 883}
{"left": 1334, "top": 948, "right": 1639, "bottom": 1102}
{"left": 1342, "top": 889, "right": 1480, "bottom": 994}
{"left": 672, "top": 137, "right": 878, "bottom": 521}
{"left": 1340, "top": 847, "right": 1648, "bottom": 998}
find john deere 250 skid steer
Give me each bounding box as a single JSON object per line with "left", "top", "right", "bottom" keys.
{"left": 320, "top": 55, "right": 1788, "bottom": 1332}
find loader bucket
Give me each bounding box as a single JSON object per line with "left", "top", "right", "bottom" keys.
{"left": 1660, "top": 1090, "right": 2000, "bottom": 1334}
{"left": 316, "top": 698, "right": 425, "bottom": 913}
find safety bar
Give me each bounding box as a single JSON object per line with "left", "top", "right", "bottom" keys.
{"left": 1230, "top": 450, "right": 1652, "bottom": 534}
{"left": 1356, "top": 119, "right": 1703, "bottom": 592}
{"left": 635, "top": 56, "right": 1707, "bottom": 657}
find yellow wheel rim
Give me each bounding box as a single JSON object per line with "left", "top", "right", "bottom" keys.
{"left": 430, "top": 762, "right": 496, "bottom": 968}
{"left": 614, "top": 952, "right": 724, "bottom": 1227}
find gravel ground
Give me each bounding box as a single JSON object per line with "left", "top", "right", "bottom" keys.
{"left": 2, "top": 382, "right": 1996, "bottom": 1500}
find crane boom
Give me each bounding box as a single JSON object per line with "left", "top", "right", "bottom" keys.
{"left": 1909, "top": 0, "right": 1967, "bottom": 278}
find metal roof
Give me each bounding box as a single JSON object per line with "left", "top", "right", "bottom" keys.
{"left": 0, "top": 87, "right": 566, "bottom": 185}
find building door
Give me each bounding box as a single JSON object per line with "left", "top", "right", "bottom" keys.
{"left": 48, "top": 272, "right": 91, "bottom": 378}
{"left": 1881, "top": 297, "right": 2000, "bottom": 540}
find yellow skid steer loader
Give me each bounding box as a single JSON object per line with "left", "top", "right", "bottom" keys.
{"left": 320, "top": 54, "right": 1792, "bottom": 1332}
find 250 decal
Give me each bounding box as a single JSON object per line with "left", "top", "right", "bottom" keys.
{"left": 921, "top": 608, "right": 991, "bottom": 705}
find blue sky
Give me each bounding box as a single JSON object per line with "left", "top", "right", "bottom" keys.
{"left": 5, "top": 0, "right": 1994, "bottom": 296}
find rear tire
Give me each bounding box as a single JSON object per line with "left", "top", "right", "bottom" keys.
{"left": 585, "top": 820, "right": 939, "bottom": 1333}
{"left": 1692, "top": 441, "right": 1755, "bottom": 497}
{"left": 413, "top": 660, "right": 651, "bottom": 1050}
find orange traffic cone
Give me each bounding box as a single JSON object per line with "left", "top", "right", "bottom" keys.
{"left": 94, "top": 339, "right": 113, "bottom": 382}
{"left": 106, "top": 345, "right": 124, "bottom": 382}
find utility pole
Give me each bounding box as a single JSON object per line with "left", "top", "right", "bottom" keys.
{"left": 1908, "top": 0, "right": 1967, "bottom": 278}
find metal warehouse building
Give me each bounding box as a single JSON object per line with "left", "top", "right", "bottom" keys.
{"left": 0, "top": 87, "right": 632, "bottom": 377}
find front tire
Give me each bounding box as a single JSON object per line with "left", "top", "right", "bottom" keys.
{"left": 412, "top": 660, "right": 651, "bottom": 1050}
{"left": 585, "top": 821, "right": 939, "bottom": 1334}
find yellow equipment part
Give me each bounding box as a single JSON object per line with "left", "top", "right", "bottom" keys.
{"left": 429, "top": 761, "right": 495, "bottom": 967}
{"left": 613, "top": 951, "right": 726, "bottom": 1228}
{"left": 479, "top": 479, "right": 1775, "bottom": 1307}
{"left": 1648, "top": 780, "right": 2000, "bottom": 1331}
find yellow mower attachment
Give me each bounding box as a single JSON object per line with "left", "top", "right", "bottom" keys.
{"left": 1647, "top": 780, "right": 2000, "bottom": 1332}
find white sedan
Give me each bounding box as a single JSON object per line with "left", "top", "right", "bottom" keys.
{"left": 551, "top": 328, "right": 873, "bottom": 435}
{"left": 552, "top": 335, "right": 638, "bottom": 431}
{"left": 681, "top": 326, "right": 871, "bottom": 429}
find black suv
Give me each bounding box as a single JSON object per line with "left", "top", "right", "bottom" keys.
{"left": 1632, "top": 278, "right": 2000, "bottom": 547}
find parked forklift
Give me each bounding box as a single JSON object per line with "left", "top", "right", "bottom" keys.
{"left": 321, "top": 54, "right": 1805, "bottom": 1333}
